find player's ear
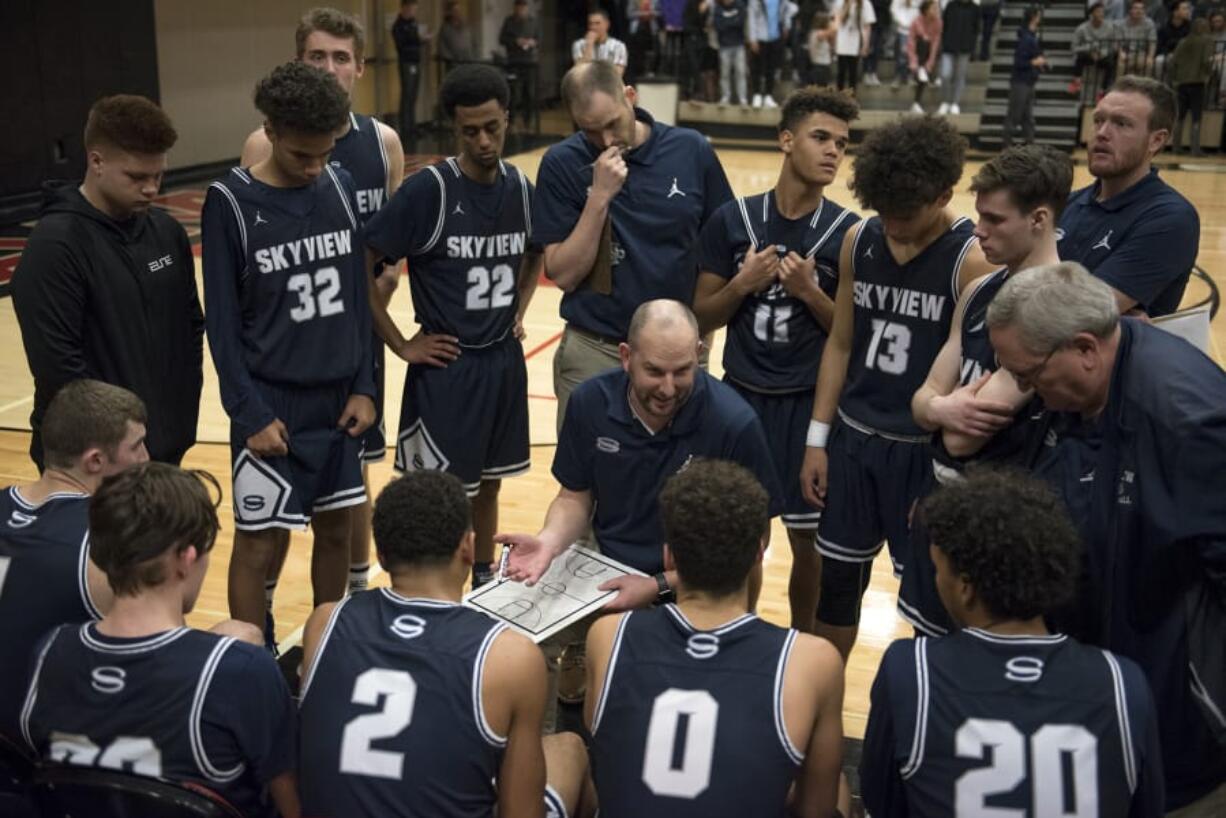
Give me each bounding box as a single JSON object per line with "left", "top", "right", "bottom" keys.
{"left": 619, "top": 342, "right": 632, "bottom": 371}
{"left": 458, "top": 528, "right": 476, "bottom": 566}
{"left": 756, "top": 533, "right": 768, "bottom": 564}
{"left": 262, "top": 121, "right": 276, "bottom": 144}
{"left": 662, "top": 543, "right": 676, "bottom": 572}
{"left": 623, "top": 85, "right": 638, "bottom": 107}
{"left": 936, "top": 188, "right": 954, "bottom": 208}
{"left": 79, "top": 446, "right": 107, "bottom": 477}
{"left": 779, "top": 128, "right": 793, "bottom": 155}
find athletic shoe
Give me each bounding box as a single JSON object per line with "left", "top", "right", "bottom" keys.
{"left": 917, "top": 66, "right": 929, "bottom": 83}
{"left": 863, "top": 72, "right": 881, "bottom": 86}
{"left": 557, "top": 643, "right": 587, "bottom": 705}
{"left": 752, "top": 93, "right": 764, "bottom": 107}
{"left": 911, "top": 102, "right": 925, "bottom": 114}
{"left": 950, "top": 103, "right": 961, "bottom": 115}
{"left": 937, "top": 102, "right": 950, "bottom": 115}
{"left": 763, "top": 94, "right": 779, "bottom": 108}
{"left": 718, "top": 94, "right": 730, "bottom": 104}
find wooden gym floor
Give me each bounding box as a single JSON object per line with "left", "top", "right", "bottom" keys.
{"left": 0, "top": 146, "right": 1222, "bottom": 739}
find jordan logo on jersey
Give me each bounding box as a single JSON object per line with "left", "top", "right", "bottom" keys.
{"left": 863, "top": 245, "right": 874, "bottom": 259}
{"left": 253, "top": 210, "right": 268, "bottom": 227}
{"left": 453, "top": 202, "right": 465, "bottom": 216}
{"left": 1092, "top": 230, "right": 1113, "bottom": 251}
{"left": 667, "top": 178, "right": 686, "bottom": 199}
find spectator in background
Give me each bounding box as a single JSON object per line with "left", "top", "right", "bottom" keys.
{"left": 1156, "top": 0, "right": 1192, "bottom": 76}
{"left": 1103, "top": 0, "right": 1127, "bottom": 20}
{"left": 1003, "top": 6, "right": 1045, "bottom": 146}
{"left": 1170, "top": 17, "right": 1214, "bottom": 152}
{"left": 808, "top": 11, "right": 837, "bottom": 84}
{"left": 937, "top": 0, "right": 979, "bottom": 114}
{"left": 748, "top": 0, "right": 796, "bottom": 107}
{"left": 979, "top": 0, "right": 1001, "bottom": 60}
{"left": 1117, "top": 0, "right": 1157, "bottom": 77}
{"left": 392, "top": 0, "right": 429, "bottom": 139}
{"left": 438, "top": 0, "right": 477, "bottom": 70}
{"left": 1072, "top": 3, "right": 1117, "bottom": 97}
{"left": 628, "top": 0, "right": 662, "bottom": 78}
{"left": 715, "top": 0, "right": 750, "bottom": 103}
{"left": 908, "top": 0, "right": 942, "bottom": 111}
{"left": 892, "top": 0, "right": 921, "bottom": 85}
{"left": 682, "top": 0, "right": 711, "bottom": 99}
{"left": 1210, "top": 10, "right": 1226, "bottom": 105}
{"left": 835, "top": 0, "right": 875, "bottom": 92}
{"left": 500, "top": 0, "right": 542, "bottom": 128}
{"left": 573, "top": 9, "right": 629, "bottom": 75}
{"left": 862, "top": 0, "right": 892, "bottom": 85}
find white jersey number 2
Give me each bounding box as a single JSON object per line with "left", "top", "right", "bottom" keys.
{"left": 339, "top": 668, "right": 418, "bottom": 780}
{"left": 641, "top": 688, "right": 719, "bottom": 799}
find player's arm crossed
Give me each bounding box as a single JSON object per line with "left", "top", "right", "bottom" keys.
{"left": 785, "top": 634, "right": 846, "bottom": 818}
{"left": 800, "top": 223, "right": 862, "bottom": 509}
{"left": 485, "top": 630, "right": 550, "bottom": 818}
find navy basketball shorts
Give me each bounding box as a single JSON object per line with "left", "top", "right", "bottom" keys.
{"left": 896, "top": 465, "right": 954, "bottom": 636}
{"left": 359, "top": 336, "right": 387, "bottom": 464}
{"left": 815, "top": 418, "right": 930, "bottom": 574}
{"left": 394, "top": 335, "right": 530, "bottom": 495}
{"left": 230, "top": 379, "right": 366, "bottom": 532}
{"left": 727, "top": 381, "right": 821, "bottom": 530}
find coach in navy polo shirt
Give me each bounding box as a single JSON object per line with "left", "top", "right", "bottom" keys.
{"left": 532, "top": 60, "right": 734, "bottom": 425}
{"left": 1059, "top": 75, "right": 1198, "bottom": 318}
{"left": 501, "top": 300, "right": 782, "bottom": 611}
{"left": 989, "top": 262, "right": 1226, "bottom": 814}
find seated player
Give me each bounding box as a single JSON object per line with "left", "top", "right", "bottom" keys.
{"left": 202, "top": 61, "right": 376, "bottom": 633}
{"left": 21, "top": 463, "right": 299, "bottom": 818}
{"left": 586, "top": 459, "right": 845, "bottom": 817}
{"left": 860, "top": 468, "right": 1164, "bottom": 817}
{"left": 0, "top": 380, "right": 147, "bottom": 740}
{"left": 299, "top": 470, "right": 590, "bottom": 818}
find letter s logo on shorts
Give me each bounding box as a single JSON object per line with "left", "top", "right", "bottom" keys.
{"left": 242, "top": 496, "right": 266, "bottom": 513}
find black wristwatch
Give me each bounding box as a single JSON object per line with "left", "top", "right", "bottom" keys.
{"left": 653, "top": 572, "right": 674, "bottom": 603}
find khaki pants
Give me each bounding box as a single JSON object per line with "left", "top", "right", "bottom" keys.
{"left": 552, "top": 325, "right": 623, "bottom": 435}
{"left": 1167, "top": 781, "right": 1226, "bottom": 818}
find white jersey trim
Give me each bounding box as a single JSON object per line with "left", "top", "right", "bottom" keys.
{"left": 324, "top": 164, "right": 358, "bottom": 231}
{"left": 190, "top": 637, "right": 246, "bottom": 783}
{"left": 736, "top": 196, "right": 760, "bottom": 250}
{"left": 948, "top": 227, "right": 977, "bottom": 303}
{"left": 208, "top": 180, "right": 249, "bottom": 271}
{"left": 1189, "top": 660, "right": 1226, "bottom": 733}
{"left": 417, "top": 165, "right": 448, "bottom": 255}
{"left": 590, "top": 612, "right": 632, "bottom": 735}
{"left": 473, "top": 622, "right": 510, "bottom": 748}
{"left": 896, "top": 597, "right": 948, "bottom": 637}
{"left": 1103, "top": 649, "right": 1139, "bottom": 794}
{"left": 900, "top": 636, "right": 931, "bottom": 780}
{"left": 773, "top": 629, "right": 805, "bottom": 766}
{"left": 806, "top": 206, "right": 854, "bottom": 260}
{"left": 298, "top": 595, "right": 352, "bottom": 702}
{"left": 79, "top": 624, "right": 191, "bottom": 655}
{"left": 963, "top": 628, "right": 1068, "bottom": 646}
{"left": 516, "top": 165, "right": 533, "bottom": 239}
{"left": 77, "top": 531, "right": 103, "bottom": 621}
{"left": 19, "top": 624, "right": 64, "bottom": 751}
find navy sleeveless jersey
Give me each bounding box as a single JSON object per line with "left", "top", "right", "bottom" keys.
{"left": 841, "top": 217, "right": 975, "bottom": 437}
{"left": 590, "top": 606, "right": 804, "bottom": 817}
{"left": 365, "top": 157, "right": 534, "bottom": 348}
{"left": 22, "top": 624, "right": 297, "bottom": 818}
{"left": 299, "top": 589, "right": 509, "bottom": 818}
{"left": 203, "top": 165, "right": 372, "bottom": 390}
{"left": 700, "top": 192, "right": 859, "bottom": 391}
{"left": 0, "top": 488, "right": 99, "bottom": 739}
{"left": 862, "top": 629, "right": 1164, "bottom": 818}
{"left": 331, "top": 112, "right": 391, "bottom": 221}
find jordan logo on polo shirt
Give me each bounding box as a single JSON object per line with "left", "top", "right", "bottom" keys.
{"left": 667, "top": 178, "right": 686, "bottom": 199}
{"left": 1092, "top": 229, "right": 1113, "bottom": 251}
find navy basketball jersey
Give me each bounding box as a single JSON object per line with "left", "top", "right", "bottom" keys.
{"left": 841, "top": 217, "right": 976, "bottom": 437}
{"left": 204, "top": 165, "right": 371, "bottom": 387}
{"left": 22, "top": 624, "right": 296, "bottom": 818}
{"left": 0, "top": 488, "right": 99, "bottom": 739}
{"left": 330, "top": 113, "right": 391, "bottom": 220}
{"left": 711, "top": 192, "right": 859, "bottom": 392}
{"left": 365, "top": 157, "right": 534, "bottom": 348}
{"left": 863, "top": 630, "right": 1164, "bottom": 818}
{"left": 590, "top": 606, "right": 804, "bottom": 818}
{"left": 299, "top": 589, "right": 510, "bottom": 818}
{"left": 957, "top": 268, "right": 1007, "bottom": 388}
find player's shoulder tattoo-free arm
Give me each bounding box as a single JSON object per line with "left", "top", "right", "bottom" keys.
{"left": 810, "top": 222, "right": 863, "bottom": 423}
{"left": 239, "top": 127, "right": 271, "bottom": 168}
{"left": 584, "top": 613, "right": 628, "bottom": 733}
{"left": 377, "top": 121, "right": 407, "bottom": 194}
{"left": 491, "top": 629, "right": 548, "bottom": 818}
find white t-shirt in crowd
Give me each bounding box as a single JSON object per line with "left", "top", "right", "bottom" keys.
{"left": 836, "top": 0, "right": 877, "bottom": 55}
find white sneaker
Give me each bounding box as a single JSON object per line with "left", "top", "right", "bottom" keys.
{"left": 934, "top": 76, "right": 942, "bottom": 87}
{"left": 917, "top": 66, "right": 929, "bottom": 83}
{"left": 910, "top": 102, "right": 925, "bottom": 114}
{"left": 718, "top": 94, "right": 730, "bottom": 105}
{"left": 950, "top": 103, "right": 961, "bottom": 115}
{"left": 863, "top": 72, "right": 881, "bottom": 86}
{"left": 752, "top": 93, "right": 764, "bottom": 107}
{"left": 937, "top": 102, "right": 950, "bottom": 115}
{"left": 763, "top": 94, "right": 779, "bottom": 108}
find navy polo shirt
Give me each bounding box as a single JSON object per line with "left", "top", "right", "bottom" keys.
{"left": 552, "top": 368, "right": 783, "bottom": 574}
{"left": 531, "top": 108, "right": 734, "bottom": 340}
{"left": 1057, "top": 168, "right": 1199, "bottom": 317}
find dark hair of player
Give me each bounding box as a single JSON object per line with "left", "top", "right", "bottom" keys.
{"left": 41, "top": 380, "right": 148, "bottom": 471}
{"left": 970, "top": 144, "right": 1074, "bottom": 220}
{"left": 372, "top": 471, "right": 472, "bottom": 569}
{"left": 440, "top": 63, "right": 511, "bottom": 119}
{"left": 83, "top": 95, "right": 177, "bottom": 154}
{"left": 849, "top": 116, "right": 966, "bottom": 216}
{"left": 1021, "top": 5, "right": 1042, "bottom": 26}
{"left": 296, "top": 7, "right": 366, "bottom": 60}
{"left": 254, "top": 62, "right": 350, "bottom": 136}
{"left": 919, "top": 467, "right": 1079, "bottom": 622}
{"left": 588, "top": 8, "right": 611, "bottom": 22}
{"left": 659, "top": 459, "right": 769, "bottom": 597}
{"left": 561, "top": 59, "right": 624, "bottom": 114}
{"left": 1111, "top": 75, "right": 1177, "bottom": 134}
{"left": 779, "top": 86, "right": 861, "bottom": 134}
{"left": 89, "top": 464, "right": 221, "bottom": 597}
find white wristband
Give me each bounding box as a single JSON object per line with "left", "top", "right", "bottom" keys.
{"left": 806, "top": 420, "right": 831, "bottom": 449}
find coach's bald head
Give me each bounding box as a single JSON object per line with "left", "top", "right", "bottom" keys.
{"left": 621, "top": 301, "right": 700, "bottom": 432}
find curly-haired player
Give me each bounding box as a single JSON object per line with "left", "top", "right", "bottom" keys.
{"left": 798, "top": 115, "right": 997, "bottom": 657}
{"left": 693, "top": 86, "right": 862, "bottom": 633}
{"left": 860, "top": 467, "right": 1165, "bottom": 818}
{"left": 202, "top": 61, "right": 376, "bottom": 634}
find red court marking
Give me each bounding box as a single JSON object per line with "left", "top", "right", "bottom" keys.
{"left": 523, "top": 330, "right": 563, "bottom": 361}
{"left": 0, "top": 238, "right": 27, "bottom": 250}
{"left": 0, "top": 256, "right": 18, "bottom": 285}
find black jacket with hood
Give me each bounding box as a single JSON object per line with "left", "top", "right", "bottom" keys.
{"left": 12, "top": 181, "right": 204, "bottom": 467}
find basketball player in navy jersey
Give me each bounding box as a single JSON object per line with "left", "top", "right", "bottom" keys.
{"left": 21, "top": 464, "right": 300, "bottom": 818}
{"left": 364, "top": 64, "right": 540, "bottom": 590}
{"left": 202, "top": 62, "right": 375, "bottom": 632}
{"left": 902, "top": 145, "right": 1071, "bottom": 636}
{"left": 0, "top": 380, "right": 147, "bottom": 740}
{"left": 693, "top": 87, "right": 861, "bottom": 634}
{"left": 861, "top": 468, "right": 1165, "bottom": 818}
{"left": 798, "top": 116, "right": 997, "bottom": 659}
{"left": 586, "top": 459, "right": 845, "bottom": 817}
{"left": 299, "top": 471, "right": 589, "bottom": 818}
{"left": 241, "top": 7, "right": 408, "bottom": 644}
